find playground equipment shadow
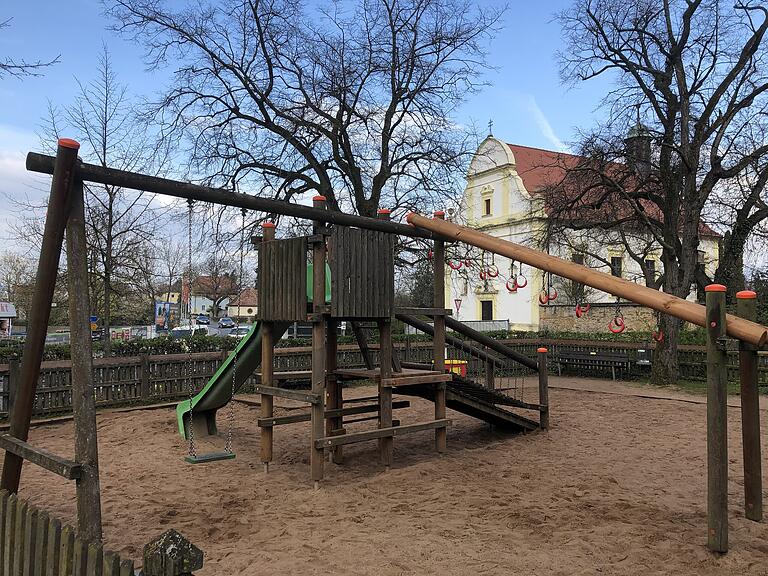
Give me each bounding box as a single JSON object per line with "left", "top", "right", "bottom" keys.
{"left": 6, "top": 382, "right": 768, "bottom": 575}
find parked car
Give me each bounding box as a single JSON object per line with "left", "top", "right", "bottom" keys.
{"left": 228, "top": 326, "right": 251, "bottom": 339}
{"left": 218, "top": 317, "right": 235, "bottom": 329}
{"left": 196, "top": 314, "right": 210, "bottom": 325}
{"left": 170, "top": 325, "right": 209, "bottom": 338}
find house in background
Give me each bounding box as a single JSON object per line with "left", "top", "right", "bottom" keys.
{"left": 447, "top": 136, "right": 720, "bottom": 331}
{"left": 227, "top": 288, "right": 258, "bottom": 322}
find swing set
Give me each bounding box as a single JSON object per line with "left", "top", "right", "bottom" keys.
{"left": 0, "top": 140, "right": 764, "bottom": 555}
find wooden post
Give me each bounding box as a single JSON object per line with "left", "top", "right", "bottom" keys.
{"left": 736, "top": 290, "right": 762, "bottom": 522}
{"left": 537, "top": 347, "right": 549, "bottom": 430}
{"left": 325, "top": 319, "right": 342, "bottom": 464}
{"left": 378, "top": 319, "right": 394, "bottom": 469}
{"left": 705, "top": 283, "right": 728, "bottom": 553}
{"left": 484, "top": 346, "right": 494, "bottom": 389}
{"left": 7, "top": 357, "right": 19, "bottom": 417}
{"left": 139, "top": 352, "right": 150, "bottom": 402}
{"left": 67, "top": 178, "right": 103, "bottom": 543}
{"left": 310, "top": 196, "right": 327, "bottom": 486}
{"left": 260, "top": 222, "right": 276, "bottom": 473}
{"left": 2, "top": 139, "right": 80, "bottom": 493}
{"left": 433, "top": 211, "right": 447, "bottom": 453}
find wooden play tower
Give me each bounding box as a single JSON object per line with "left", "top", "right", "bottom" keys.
{"left": 255, "top": 199, "right": 527, "bottom": 484}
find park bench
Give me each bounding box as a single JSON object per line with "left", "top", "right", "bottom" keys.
{"left": 556, "top": 349, "right": 631, "bottom": 381}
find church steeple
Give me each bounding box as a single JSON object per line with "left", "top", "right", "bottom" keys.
{"left": 624, "top": 105, "right": 652, "bottom": 178}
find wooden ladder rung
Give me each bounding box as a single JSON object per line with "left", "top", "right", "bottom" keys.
{"left": 314, "top": 419, "right": 451, "bottom": 449}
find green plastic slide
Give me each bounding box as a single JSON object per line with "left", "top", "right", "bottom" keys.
{"left": 175, "top": 263, "right": 330, "bottom": 439}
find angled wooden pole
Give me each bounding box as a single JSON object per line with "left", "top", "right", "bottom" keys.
{"left": 67, "top": 178, "right": 103, "bottom": 542}
{"left": 735, "top": 290, "right": 762, "bottom": 522}
{"left": 1, "top": 139, "right": 80, "bottom": 493}
{"left": 406, "top": 212, "right": 768, "bottom": 347}
{"left": 260, "top": 222, "right": 276, "bottom": 473}
{"left": 706, "top": 284, "right": 728, "bottom": 553}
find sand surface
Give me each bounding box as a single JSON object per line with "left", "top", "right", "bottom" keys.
{"left": 5, "top": 381, "right": 768, "bottom": 575}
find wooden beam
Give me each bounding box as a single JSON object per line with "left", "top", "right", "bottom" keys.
{"left": 27, "top": 152, "right": 435, "bottom": 240}
{"left": 736, "top": 291, "right": 762, "bottom": 522}
{"left": 394, "top": 307, "right": 452, "bottom": 316}
{"left": 2, "top": 140, "right": 80, "bottom": 494}
{"left": 310, "top": 196, "right": 327, "bottom": 483}
{"left": 407, "top": 212, "right": 768, "bottom": 348}
{"left": 66, "top": 178, "right": 103, "bottom": 542}
{"left": 350, "top": 322, "right": 375, "bottom": 370}
{"left": 252, "top": 385, "right": 321, "bottom": 404}
{"left": 706, "top": 284, "right": 728, "bottom": 553}
{"left": 0, "top": 435, "right": 81, "bottom": 480}
{"left": 444, "top": 315, "right": 539, "bottom": 372}
{"left": 380, "top": 374, "right": 453, "bottom": 387}
{"left": 314, "top": 419, "right": 451, "bottom": 449}
{"left": 257, "top": 400, "right": 411, "bottom": 428}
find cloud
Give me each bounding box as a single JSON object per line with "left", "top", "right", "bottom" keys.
{"left": 526, "top": 96, "right": 568, "bottom": 153}
{"left": 0, "top": 124, "right": 49, "bottom": 248}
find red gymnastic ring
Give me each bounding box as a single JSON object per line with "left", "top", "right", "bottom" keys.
{"left": 652, "top": 330, "right": 664, "bottom": 343}
{"left": 608, "top": 316, "right": 626, "bottom": 334}
{"left": 515, "top": 274, "right": 528, "bottom": 289}
{"left": 448, "top": 260, "right": 463, "bottom": 270}
{"left": 538, "top": 292, "right": 549, "bottom": 305}
{"left": 547, "top": 287, "right": 558, "bottom": 301}
{"left": 506, "top": 279, "right": 517, "bottom": 293}
{"left": 486, "top": 265, "right": 499, "bottom": 278}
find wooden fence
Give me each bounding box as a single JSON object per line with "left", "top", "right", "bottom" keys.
{"left": 0, "top": 338, "right": 765, "bottom": 420}
{"left": 0, "top": 490, "right": 134, "bottom": 575}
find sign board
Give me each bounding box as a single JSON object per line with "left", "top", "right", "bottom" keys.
{"left": 0, "top": 302, "right": 17, "bottom": 319}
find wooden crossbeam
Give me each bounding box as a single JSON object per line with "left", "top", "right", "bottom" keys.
{"left": 314, "top": 419, "right": 451, "bottom": 449}
{"left": 394, "top": 307, "right": 452, "bottom": 316}
{"left": 380, "top": 373, "right": 453, "bottom": 387}
{"left": 252, "top": 385, "right": 321, "bottom": 404}
{"left": 0, "top": 435, "right": 81, "bottom": 480}
{"left": 258, "top": 400, "right": 411, "bottom": 427}
{"left": 254, "top": 370, "right": 312, "bottom": 381}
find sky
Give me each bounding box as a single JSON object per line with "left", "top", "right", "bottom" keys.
{"left": 0, "top": 1, "right": 612, "bottom": 248}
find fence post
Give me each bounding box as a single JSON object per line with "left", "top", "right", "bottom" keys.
{"left": 735, "top": 290, "right": 762, "bottom": 522}
{"left": 537, "top": 347, "right": 549, "bottom": 430}
{"left": 143, "top": 529, "right": 203, "bottom": 576}
{"left": 484, "top": 346, "right": 494, "bottom": 390}
{"left": 705, "top": 284, "right": 728, "bottom": 553}
{"left": 7, "top": 357, "right": 19, "bottom": 417}
{"left": 139, "top": 352, "right": 150, "bottom": 402}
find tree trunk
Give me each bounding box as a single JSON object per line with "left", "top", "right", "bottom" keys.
{"left": 651, "top": 313, "right": 681, "bottom": 385}
{"left": 103, "top": 268, "right": 111, "bottom": 356}
{"left": 714, "top": 231, "right": 746, "bottom": 303}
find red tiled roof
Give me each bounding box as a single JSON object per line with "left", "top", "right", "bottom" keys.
{"left": 229, "top": 288, "right": 258, "bottom": 307}
{"left": 505, "top": 143, "right": 721, "bottom": 238}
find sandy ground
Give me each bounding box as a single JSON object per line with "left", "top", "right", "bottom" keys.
{"left": 4, "top": 380, "right": 768, "bottom": 575}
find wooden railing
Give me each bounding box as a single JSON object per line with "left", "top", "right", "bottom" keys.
{"left": 0, "top": 338, "right": 764, "bottom": 420}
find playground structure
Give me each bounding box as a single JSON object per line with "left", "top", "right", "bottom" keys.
{"left": 0, "top": 139, "right": 761, "bottom": 563}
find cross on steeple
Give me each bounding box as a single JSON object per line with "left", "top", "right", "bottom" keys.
{"left": 488, "top": 118, "right": 494, "bottom": 136}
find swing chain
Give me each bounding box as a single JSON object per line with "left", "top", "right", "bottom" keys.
{"left": 226, "top": 208, "right": 247, "bottom": 454}
{"left": 186, "top": 199, "right": 196, "bottom": 459}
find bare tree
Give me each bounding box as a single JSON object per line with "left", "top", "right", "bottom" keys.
{"left": 0, "top": 18, "right": 59, "bottom": 79}
{"left": 0, "top": 252, "right": 35, "bottom": 321}
{"left": 105, "top": 0, "right": 502, "bottom": 218}
{"left": 43, "top": 45, "right": 165, "bottom": 353}
{"left": 554, "top": 0, "right": 768, "bottom": 384}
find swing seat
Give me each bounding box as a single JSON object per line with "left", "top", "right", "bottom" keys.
{"left": 184, "top": 451, "right": 236, "bottom": 464}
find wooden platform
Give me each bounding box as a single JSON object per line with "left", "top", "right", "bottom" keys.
{"left": 334, "top": 368, "right": 452, "bottom": 387}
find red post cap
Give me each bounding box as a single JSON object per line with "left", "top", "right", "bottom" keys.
{"left": 433, "top": 210, "right": 445, "bottom": 218}
{"left": 262, "top": 222, "right": 276, "bottom": 228}
{"left": 377, "top": 208, "right": 391, "bottom": 215}
{"left": 704, "top": 284, "right": 727, "bottom": 292}
{"left": 537, "top": 347, "right": 548, "bottom": 353}
{"left": 736, "top": 290, "right": 757, "bottom": 299}
{"left": 58, "top": 138, "right": 80, "bottom": 150}
{"left": 312, "top": 195, "right": 327, "bottom": 201}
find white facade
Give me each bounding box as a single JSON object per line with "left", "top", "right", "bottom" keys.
{"left": 446, "top": 137, "right": 720, "bottom": 331}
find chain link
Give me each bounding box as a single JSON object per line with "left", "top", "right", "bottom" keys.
{"left": 186, "top": 199, "right": 196, "bottom": 459}
{"left": 226, "top": 208, "right": 247, "bottom": 454}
